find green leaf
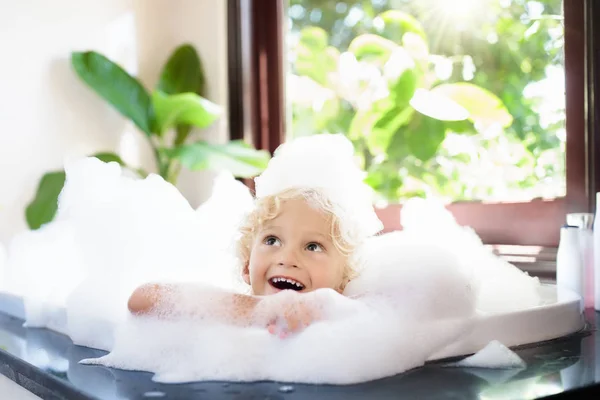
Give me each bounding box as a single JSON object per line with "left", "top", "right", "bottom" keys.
{"left": 389, "top": 68, "right": 419, "bottom": 105}
{"left": 431, "top": 83, "right": 513, "bottom": 127}
{"left": 402, "top": 32, "right": 429, "bottom": 61}
{"left": 299, "top": 26, "right": 329, "bottom": 50}
{"left": 295, "top": 27, "right": 339, "bottom": 86}
{"left": 410, "top": 88, "right": 469, "bottom": 121}
{"left": 171, "top": 140, "right": 271, "bottom": 178}
{"left": 406, "top": 114, "right": 447, "bottom": 162}
{"left": 368, "top": 106, "right": 414, "bottom": 154}
{"left": 25, "top": 153, "right": 131, "bottom": 230}
{"left": 444, "top": 119, "right": 476, "bottom": 134}
{"left": 92, "top": 152, "right": 148, "bottom": 178}
{"left": 348, "top": 34, "right": 398, "bottom": 62}
{"left": 365, "top": 162, "right": 403, "bottom": 202}
{"left": 71, "top": 51, "right": 155, "bottom": 135}
{"left": 174, "top": 125, "right": 193, "bottom": 146}
{"left": 376, "top": 10, "right": 427, "bottom": 42}
{"left": 386, "top": 128, "right": 409, "bottom": 161}
{"left": 365, "top": 68, "right": 418, "bottom": 154}
{"left": 157, "top": 44, "right": 205, "bottom": 96}
{"left": 152, "top": 92, "right": 221, "bottom": 135}
{"left": 25, "top": 171, "right": 66, "bottom": 230}
{"left": 348, "top": 110, "right": 375, "bottom": 141}
{"left": 92, "top": 152, "right": 126, "bottom": 166}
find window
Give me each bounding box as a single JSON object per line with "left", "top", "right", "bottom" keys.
{"left": 228, "top": 0, "right": 599, "bottom": 251}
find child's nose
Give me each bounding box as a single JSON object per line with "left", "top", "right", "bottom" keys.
{"left": 277, "top": 248, "right": 299, "bottom": 268}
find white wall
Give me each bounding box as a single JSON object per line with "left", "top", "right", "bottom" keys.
{"left": 0, "top": 0, "right": 228, "bottom": 243}
{"left": 134, "top": 0, "right": 229, "bottom": 207}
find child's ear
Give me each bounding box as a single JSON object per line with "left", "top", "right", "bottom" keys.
{"left": 242, "top": 263, "right": 251, "bottom": 285}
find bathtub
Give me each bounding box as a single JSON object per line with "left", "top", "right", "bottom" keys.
{"left": 428, "top": 284, "right": 585, "bottom": 361}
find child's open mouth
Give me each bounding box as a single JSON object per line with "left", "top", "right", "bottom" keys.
{"left": 268, "top": 276, "right": 305, "bottom": 291}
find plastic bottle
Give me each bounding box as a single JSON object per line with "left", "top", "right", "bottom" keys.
{"left": 594, "top": 193, "right": 600, "bottom": 310}
{"left": 557, "top": 224, "right": 584, "bottom": 309}
{"left": 567, "top": 213, "right": 594, "bottom": 309}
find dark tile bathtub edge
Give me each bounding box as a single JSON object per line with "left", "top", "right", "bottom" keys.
{"left": 0, "top": 347, "right": 97, "bottom": 400}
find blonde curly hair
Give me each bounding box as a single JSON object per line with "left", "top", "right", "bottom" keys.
{"left": 236, "top": 188, "right": 359, "bottom": 292}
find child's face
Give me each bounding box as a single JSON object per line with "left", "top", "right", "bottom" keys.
{"left": 243, "top": 198, "right": 346, "bottom": 296}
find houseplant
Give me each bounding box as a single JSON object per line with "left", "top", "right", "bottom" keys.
{"left": 26, "top": 44, "right": 270, "bottom": 229}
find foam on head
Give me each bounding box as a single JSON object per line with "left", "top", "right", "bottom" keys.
{"left": 254, "top": 134, "right": 383, "bottom": 247}
{"left": 239, "top": 134, "right": 384, "bottom": 291}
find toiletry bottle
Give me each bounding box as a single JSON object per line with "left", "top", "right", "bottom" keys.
{"left": 567, "top": 213, "right": 595, "bottom": 308}
{"left": 557, "top": 224, "right": 584, "bottom": 309}
{"left": 594, "top": 193, "right": 600, "bottom": 310}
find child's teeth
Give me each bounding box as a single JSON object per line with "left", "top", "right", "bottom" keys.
{"left": 272, "top": 277, "right": 304, "bottom": 289}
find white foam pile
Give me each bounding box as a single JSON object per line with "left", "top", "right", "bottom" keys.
{"left": 451, "top": 340, "right": 526, "bottom": 369}
{"left": 0, "top": 134, "right": 541, "bottom": 384}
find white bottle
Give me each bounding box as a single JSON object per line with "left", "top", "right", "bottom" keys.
{"left": 567, "top": 213, "right": 595, "bottom": 308}
{"left": 594, "top": 193, "right": 600, "bottom": 310}
{"left": 557, "top": 225, "right": 584, "bottom": 309}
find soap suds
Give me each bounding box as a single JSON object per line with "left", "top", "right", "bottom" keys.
{"left": 83, "top": 287, "right": 474, "bottom": 384}
{"left": 0, "top": 137, "right": 541, "bottom": 384}
{"left": 450, "top": 340, "right": 526, "bottom": 369}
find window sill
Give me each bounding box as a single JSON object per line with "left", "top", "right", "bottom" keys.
{"left": 375, "top": 198, "right": 565, "bottom": 247}
{"left": 489, "top": 245, "right": 557, "bottom": 283}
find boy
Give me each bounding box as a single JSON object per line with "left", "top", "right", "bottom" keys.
{"left": 128, "top": 134, "right": 383, "bottom": 337}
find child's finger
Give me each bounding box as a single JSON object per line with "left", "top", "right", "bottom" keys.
{"left": 284, "top": 309, "right": 299, "bottom": 332}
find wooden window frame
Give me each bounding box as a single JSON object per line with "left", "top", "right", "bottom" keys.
{"left": 228, "top": 0, "right": 600, "bottom": 248}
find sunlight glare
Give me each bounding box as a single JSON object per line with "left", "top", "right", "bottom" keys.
{"left": 433, "top": 0, "right": 482, "bottom": 21}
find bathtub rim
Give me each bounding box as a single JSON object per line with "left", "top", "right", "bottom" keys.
{"left": 427, "top": 284, "right": 585, "bottom": 361}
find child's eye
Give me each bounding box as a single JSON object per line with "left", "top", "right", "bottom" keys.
{"left": 306, "top": 242, "right": 324, "bottom": 252}
{"left": 264, "top": 236, "right": 281, "bottom": 246}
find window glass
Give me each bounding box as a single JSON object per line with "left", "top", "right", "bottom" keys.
{"left": 286, "top": 0, "right": 565, "bottom": 205}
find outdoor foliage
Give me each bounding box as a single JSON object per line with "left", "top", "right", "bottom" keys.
{"left": 288, "top": 0, "right": 565, "bottom": 203}
{"left": 26, "top": 44, "right": 270, "bottom": 229}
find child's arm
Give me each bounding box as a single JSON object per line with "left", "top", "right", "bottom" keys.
{"left": 127, "top": 283, "right": 319, "bottom": 335}
{"left": 128, "top": 283, "right": 260, "bottom": 326}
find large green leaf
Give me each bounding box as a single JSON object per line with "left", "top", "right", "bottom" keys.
{"left": 366, "top": 68, "right": 418, "bottom": 154}
{"left": 368, "top": 106, "right": 414, "bottom": 155}
{"left": 25, "top": 171, "right": 66, "bottom": 230}
{"left": 152, "top": 92, "right": 221, "bottom": 135}
{"left": 71, "top": 51, "right": 155, "bottom": 135}
{"left": 170, "top": 140, "right": 271, "bottom": 178}
{"left": 348, "top": 109, "right": 376, "bottom": 141}
{"left": 157, "top": 44, "right": 205, "bottom": 96}
{"left": 388, "top": 68, "right": 419, "bottom": 106}
{"left": 93, "top": 152, "right": 126, "bottom": 166}
{"left": 364, "top": 162, "right": 403, "bottom": 202}
{"left": 376, "top": 10, "right": 427, "bottom": 42}
{"left": 299, "top": 26, "right": 329, "bottom": 50}
{"left": 295, "top": 27, "right": 338, "bottom": 86}
{"left": 402, "top": 32, "right": 429, "bottom": 62}
{"left": 405, "top": 114, "right": 447, "bottom": 162}
{"left": 431, "top": 83, "right": 513, "bottom": 127}
{"left": 348, "top": 34, "right": 398, "bottom": 62}
{"left": 410, "top": 88, "right": 469, "bottom": 121}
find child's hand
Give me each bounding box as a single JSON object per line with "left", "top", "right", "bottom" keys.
{"left": 266, "top": 300, "right": 320, "bottom": 339}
